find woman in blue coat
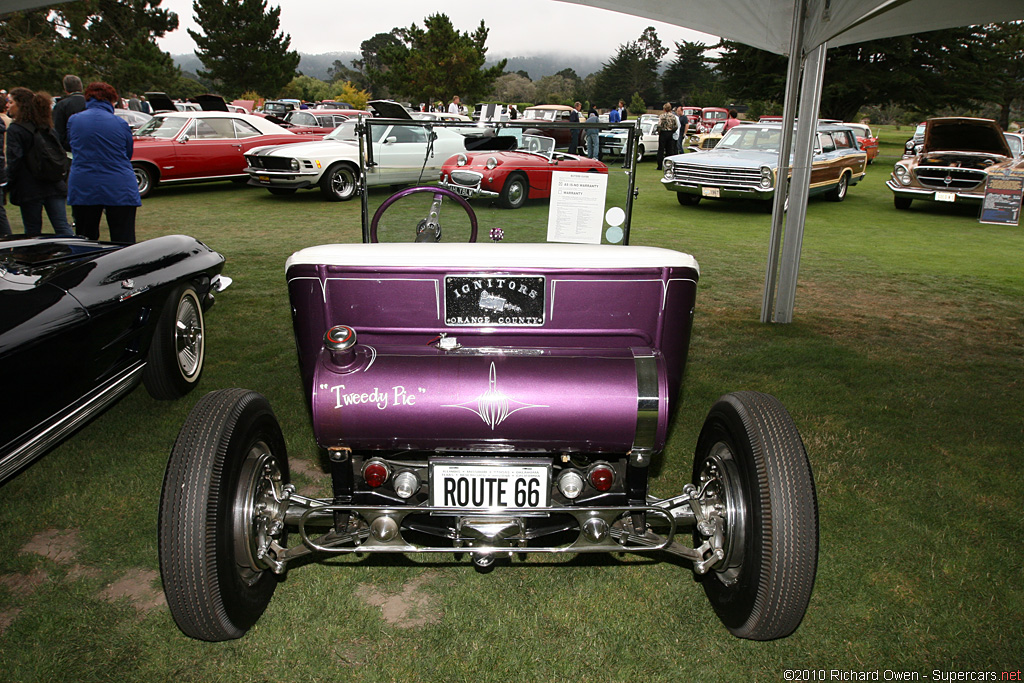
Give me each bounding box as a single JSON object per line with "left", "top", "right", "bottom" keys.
{"left": 67, "top": 82, "right": 141, "bottom": 243}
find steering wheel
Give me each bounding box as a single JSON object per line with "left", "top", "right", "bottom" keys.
{"left": 369, "top": 186, "right": 478, "bottom": 243}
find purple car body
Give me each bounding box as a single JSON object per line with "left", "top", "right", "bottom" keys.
{"left": 287, "top": 243, "right": 697, "bottom": 455}
{"left": 159, "top": 230, "right": 818, "bottom": 645}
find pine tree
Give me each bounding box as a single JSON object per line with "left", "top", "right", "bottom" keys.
{"left": 593, "top": 28, "right": 666, "bottom": 108}
{"left": 189, "top": 0, "right": 300, "bottom": 98}
{"left": 661, "top": 40, "right": 712, "bottom": 105}
{"left": 372, "top": 14, "right": 506, "bottom": 106}
{"left": 0, "top": 0, "right": 180, "bottom": 94}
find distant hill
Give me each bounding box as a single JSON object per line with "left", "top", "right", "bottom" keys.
{"left": 170, "top": 51, "right": 607, "bottom": 84}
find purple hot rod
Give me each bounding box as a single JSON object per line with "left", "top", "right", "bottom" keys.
{"left": 158, "top": 185, "right": 818, "bottom": 643}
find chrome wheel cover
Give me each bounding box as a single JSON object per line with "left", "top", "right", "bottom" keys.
{"left": 696, "top": 441, "right": 748, "bottom": 585}
{"left": 331, "top": 169, "right": 354, "bottom": 199}
{"left": 134, "top": 166, "right": 150, "bottom": 195}
{"left": 174, "top": 291, "right": 204, "bottom": 380}
{"left": 507, "top": 179, "right": 525, "bottom": 206}
{"left": 233, "top": 442, "right": 287, "bottom": 584}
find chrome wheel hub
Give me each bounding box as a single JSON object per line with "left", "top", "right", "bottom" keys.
{"left": 174, "top": 294, "right": 203, "bottom": 379}
{"left": 234, "top": 443, "right": 291, "bottom": 581}
{"left": 695, "top": 442, "right": 748, "bottom": 584}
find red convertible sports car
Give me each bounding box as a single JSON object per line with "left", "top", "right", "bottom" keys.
{"left": 131, "top": 111, "right": 323, "bottom": 198}
{"left": 439, "top": 134, "right": 608, "bottom": 209}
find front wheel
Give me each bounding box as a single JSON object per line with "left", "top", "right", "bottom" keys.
{"left": 499, "top": 173, "right": 528, "bottom": 209}
{"left": 319, "top": 163, "right": 358, "bottom": 202}
{"left": 894, "top": 195, "right": 912, "bottom": 210}
{"left": 677, "top": 192, "right": 701, "bottom": 206}
{"left": 635, "top": 144, "right": 646, "bottom": 163}
{"left": 133, "top": 163, "right": 156, "bottom": 199}
{"left": 692, "top": 391, "right": 818, "bottom": 640}
{"left": 159, "top": 389, "right": 290, "bottom": 641}
{"left": 143, "top": 285, "right": 205, "bottom": 400}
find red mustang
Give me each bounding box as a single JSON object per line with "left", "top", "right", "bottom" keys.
{"left": 439, "top": 134, "right": 608, "bottom": 209}
{"left": 131, "top": 111, "right": 323, "bottom": 198}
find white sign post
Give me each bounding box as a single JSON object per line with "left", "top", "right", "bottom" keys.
{"left": 546, "top": 171, "right": 608, "bottom": 244}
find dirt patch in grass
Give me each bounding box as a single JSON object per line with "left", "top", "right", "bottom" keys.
{"left": 20, "top": 529, "right": 81, "bottom": 565}
{"left": 0, "top": 568, "right": 48, "bottom": 636}
{"left": 0, "top": 568, "right": 48, "bottom": 597}
{"left": 0, "top": 608, "right": 22, "bottom": 635}
{"left": 358, "top": 572, "right": 443, "bottom": 628}
{"left": 100, "top": 568, "right": 166, "bottom": 613}
{"left": 333, "top": 638, "right": 371, "bottom": 667}
{"left": 290, "top": 457, "right": 328, "bottom": 479}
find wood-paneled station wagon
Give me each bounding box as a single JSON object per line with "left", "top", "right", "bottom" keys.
{"left": 158, "top": 118, "right": 819, "bottom": 644}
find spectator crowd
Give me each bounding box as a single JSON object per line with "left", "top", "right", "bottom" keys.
{"left": 1, "top": 74, "right": 141, "bottom": 243}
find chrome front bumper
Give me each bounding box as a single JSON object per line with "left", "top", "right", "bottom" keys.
{"left": 885, "top": 178, "right": 985, "bottom": 203}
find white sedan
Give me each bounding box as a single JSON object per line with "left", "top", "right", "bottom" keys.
{"left": 598, "top": 119, "right": 659, "bottom": 162}
{"left": 244, "top": 119, "right": 469, "bottom": 201}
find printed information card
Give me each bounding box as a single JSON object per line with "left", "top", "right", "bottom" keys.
{"left": 546, "top": 171, "right": 608, "bottom": 244}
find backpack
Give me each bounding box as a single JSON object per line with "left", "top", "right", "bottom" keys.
{"left": 21, "top": 122, "right": 70, "bottom": 183}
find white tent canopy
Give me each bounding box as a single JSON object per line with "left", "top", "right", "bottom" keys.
{"left": 560, "top": 0, "right": 1024, "bottom": 322}
{"left": 556, "top": 0, "right": 1024, "bottom": 57}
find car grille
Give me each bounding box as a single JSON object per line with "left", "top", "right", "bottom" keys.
{"left": 914, "top": 167, "right": 986, "bottom": 190}
{"left": 698, "top": 138, "right": 719, "bottom": 150}
{"left": 669, "top": 163, "right": 762, "bottom": 190}
{"left": 246, "top": 156, "right": 293, "bottom": 171}
{"left": 450, "top": 170, "right": 482, "bottom": 186}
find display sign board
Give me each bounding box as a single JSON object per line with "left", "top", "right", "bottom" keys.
{"left": 979, "top": 171, "right": 1024, "bottom": 226}
{"left": 546, "top": 171, "right": 608, "bottom": 244}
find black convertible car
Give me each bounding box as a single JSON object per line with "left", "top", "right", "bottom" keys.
{"left": 0, "top": 235, "right": 229, "bottom": 485}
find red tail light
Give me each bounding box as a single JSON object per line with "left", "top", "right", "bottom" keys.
{"left": 588, "top": 464, "right": 614, "bottom": 492}
{"left": 363, "top": 460, "right": 389, "bottom": 488}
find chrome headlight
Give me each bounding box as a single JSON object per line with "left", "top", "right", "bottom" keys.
{"left": 663, "top": 159, "right": 674, "bottom": 176}
{"left": 485, "top": 156, "right": 498, "bottom": 170}
{"left": 289, "top": 158, "right": 300, "bottom": 171}
{"left": 759, "top": 166, "right": 773, "bottom": 189}
{"left": 456, "top": 154, "right": 468, "bottom": 166}
{"left": 894, "top": 164, "right": 910, "bottom": 185}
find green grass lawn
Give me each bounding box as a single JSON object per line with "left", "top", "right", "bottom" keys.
{"left": 1, "top": 125, "right": 1021, "bottom": 681}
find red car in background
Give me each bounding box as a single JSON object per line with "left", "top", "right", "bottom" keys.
{"left": 440, "top": 134, "right": 607, "bottom": 209}
{"left": 681, "top": 106, "right": 702, "bottom": 129}
{"left": 277, "top": 109, "right": 371, "bottom": 135}
{"left": 131, "top": 111, "right": 324, "bottom": 198}
{"left": 845, "top": 123, "right": 879, "bottom": 163}
{"left": 700, "top": 107, "right": 729, "bottom": 133}
{"left": 518, "top": 104, "right": 577, "bottom": 148}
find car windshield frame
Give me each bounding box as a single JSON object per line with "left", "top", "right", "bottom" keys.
{"left": 135, "top": 115, "right": 189, "bottom": 138}
{"left": 523, "top": 108, "right": 558, "bottom": 121}
{"left": 716, "top": 126, "right": 783, "bottom": 153}
{"left": 325, "top": 120, "right": 387, "bottom": 143}
{"left": 516, "top": 134, "right": 556, "bottom": 159}
{"left": 1004, "top": 133, "right": 1023, "bottom": 157}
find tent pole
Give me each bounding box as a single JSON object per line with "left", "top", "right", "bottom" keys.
{"left": 773, "top": 41, "right": 828, "bottom": 323}
{"left": 760, "top": 0, "right": 807, "bottom": 323}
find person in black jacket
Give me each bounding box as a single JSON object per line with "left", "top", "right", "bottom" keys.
{"left": 52, "top": 75, "right": 86, "bottom": 152}
{"left": 568, "top": 101, "right": 582, "bottom": 155}
{"left": 0, "top": 96, "right": 10, "bottom": 236}
{"left": 6, "top": 87, "right": 72, "bottom": 236}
